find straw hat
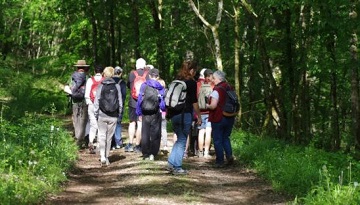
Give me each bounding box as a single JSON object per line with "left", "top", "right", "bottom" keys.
{"left": 74, "top": 60, "right": 90, "bottom": 67}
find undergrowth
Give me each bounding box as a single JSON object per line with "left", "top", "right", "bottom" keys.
{"left": 232, "top": 132, "right": 360, "bottom": 204}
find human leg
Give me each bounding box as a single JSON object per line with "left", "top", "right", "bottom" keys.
{"left": 150, "top": 112, "right": 162, "bottom": 156}
{"left": 125, "top": 107, "right": 137, "bottom": 152}
{"left": 141, "top": 115, "right": 151, "bottom": 157}
{"left": 222, "top": 117, "right": 235, "bottom": 162}
{"left": 105, "top": 117, "right": 117, "bottom": 159}
{"left": 161, "top": 117, "right": 168, "bottom": 149}
{"left": 168, "top": 113, "right": 192, "bottom": 169}
{"left": 87, "top": 104, "right": 97, "bottom": 153}
{"left": 97, "top": 117, "right": 107, "bottom": 162}
{"left": 211, "top": 121, "right": 224, "bottom": 165}
{"left": 72, "top": 102, "right": 88, "bottom": 146}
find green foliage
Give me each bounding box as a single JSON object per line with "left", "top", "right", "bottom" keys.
{"left": 0, "top": 113, "right": 77, "bottom": 204}
{"left": 233, "top": 131, "right": 360, "bottom": 203}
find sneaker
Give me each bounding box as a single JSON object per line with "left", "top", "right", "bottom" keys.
{"left": 134, "top": 145, "right": 142, "bottom": 153}
{"left": 89, "top": 143, "right": 96, "bottom": 154}
{"left": 115, "top": 145, "right": 121, "bottom": 149}
{"left": 111, "top": 146, "right": 116, "bottom": 150}
{"left": 166, "top": 163, "right": 175, "bottom": 172}
{"left": 197, "top": 150, "right": 204, "bottom": 158}
{"left": 172, "top": 168, "right": 188, "bottom": 175}
{"left": 204, "top": 151, "right": 211, "bottom": 158}
{"left": 124, "top": 143, "right": 134, "bottom": 152}
{"left": 149, "top": 154, "right": 154, "bottom": 161}
{"left": 101, "top": 158, "right": 110, "bottom": 167}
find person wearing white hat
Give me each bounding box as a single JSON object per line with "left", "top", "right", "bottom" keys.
{"left": 125, "top": 58, "right": 149, "bottom": 153}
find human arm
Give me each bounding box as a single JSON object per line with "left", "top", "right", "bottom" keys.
{"left": 84, "top": 78, "right": 93, "bottom": 105}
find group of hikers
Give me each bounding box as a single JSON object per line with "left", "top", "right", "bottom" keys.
{"left": 65, "top": 58, "right": 238, "bottom": 175}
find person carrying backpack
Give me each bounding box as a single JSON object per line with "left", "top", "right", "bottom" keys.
{"left": 85, "top": 65, "right": 104, "bottom": 154}
{"left": 205, "top": 70, "right": 236, "bottom": 168}
{"left": 167, "top": 60, "right": 202, "bottom": 175}
{"left": 196, "top": 68, "right": 214, "bottom": 158}
{"left": 125, "top": 58, "right": 149, "bottom": 153}
{"left": 94, "top": 66, "right": 123, "bottom": 167}
{"left": 67, "top": 60, "right": 90, "bottom": 147}
{"left": 111, "top": 66, "right": 127, "bottom": 150}
{"left": 136, "top": 69, "right": 166, "bottom": 160}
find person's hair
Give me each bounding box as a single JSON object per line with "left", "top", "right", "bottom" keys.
{"left": 176, "top": 60, "right": 198, "bottom": 80}
{"left": 103, "top": 66, "right": 114, "bottom": 78}
{"left": 213, "top": 70, "right": 226, "bottom": 82}
{"left": 94, "top": 65, "right": 104, "bottom": 74}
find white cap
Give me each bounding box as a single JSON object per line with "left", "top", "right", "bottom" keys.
{"left": 136, "top": 58, "right": 146, "bottom": 69}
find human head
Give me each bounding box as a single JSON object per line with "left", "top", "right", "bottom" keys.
{"left": 114, "top": 66, "right": 123, "bottom": 76}
{"left": 94, "top": 65, "right": 104, "bottom": 74}
{"left": 212, "top": 70, "right": 226, "bottom": 84}
{"left": 149, "top": 68, "right": 159, "bottom": 79}
{"left": 204, "top": 69, "right": 213, "bottom": 82}
{"left": 146, "top": 64, "right": 154, "bottom": 70}
{"left": 136, "top": 58, "right": 146, "bottom": 69}
{"left": 74, "top": 60, "right": 90, "bottom": 72}
{"left": 177, "top": 60, "right": 198, "bottom": 80}
{"left": 103, "top": 66, "right": 115, "bottom": 78}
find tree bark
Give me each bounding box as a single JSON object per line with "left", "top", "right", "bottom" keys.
{"left": 189, "top": 0, "right": 223, "bottom": 71}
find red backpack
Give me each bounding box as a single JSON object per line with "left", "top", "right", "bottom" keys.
{"left": 131, "top": 70, "right": 148, "bottom": 100}
{"left": 90, "top": 76, "right": 104, "bottom": 102}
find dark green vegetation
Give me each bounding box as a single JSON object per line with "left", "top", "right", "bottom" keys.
{"left": 1, "top": 0, "right": 360, "bottom": 204}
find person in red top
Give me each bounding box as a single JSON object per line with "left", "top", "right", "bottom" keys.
{"left": 205, "top": 70, "right": 235, "bottom": 168}
{"left": 196, "top": 68, "right": 214, "bottom": 158}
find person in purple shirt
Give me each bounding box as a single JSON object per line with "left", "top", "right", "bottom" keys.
{"left": 136, "top": 69, "right": 166, "bottom": 160}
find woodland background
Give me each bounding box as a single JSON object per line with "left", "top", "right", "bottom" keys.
{"left": 1, "top": 0, "right": 360, "bottom": 153}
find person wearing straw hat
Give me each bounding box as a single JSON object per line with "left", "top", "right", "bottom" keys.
{"left": 69, "top": 59, "right": 90, "bottom": 147}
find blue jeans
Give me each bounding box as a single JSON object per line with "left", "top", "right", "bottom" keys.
{"left": 168, "top": 113, "right": 192, "bottom": 169}
{"left": 211, "top": 116, "right": 235, "bottom": 165}
{"left": 114, "top": 117, "right": 123, "bottom": 146}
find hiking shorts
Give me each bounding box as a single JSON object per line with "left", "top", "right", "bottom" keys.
{"left": 198, "top": 114, "right": 211, "bottom": 129}
{"left": 128, "top": 106, "right": 138, "bottom": 122}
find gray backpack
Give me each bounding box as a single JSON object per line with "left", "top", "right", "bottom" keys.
{"left": 165, "top": 80, "right": 187, "bottom": 112}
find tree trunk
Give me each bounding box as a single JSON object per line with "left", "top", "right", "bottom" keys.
{"left": 189, "top": 0, "right": 223, "bottom": 70}
{"left": 132, "top": 0, "right": 141, "bottom": 59}
{"left": 349, "top": 3, "right": 360, "bottom": 149}
{"left": 87, "top": 0, "right": 98, "bottom": 65}
{"left": 233, "top": 3, "right": 241, "bottom": 121}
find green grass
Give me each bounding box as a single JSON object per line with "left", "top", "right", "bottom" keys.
{"left": 232, "top": 131, "right": 360, "bottom": 204}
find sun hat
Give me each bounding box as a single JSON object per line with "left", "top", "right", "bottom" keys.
{"left": 136, "top": 58, "right": 146, "bottom": 69}
{"left": 74, "top": 60, "right": 90, "bottom": 67}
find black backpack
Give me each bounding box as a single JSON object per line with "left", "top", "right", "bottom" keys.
{"left": 141, "top": 85, "right": 160, "bottom": 115}
{"left": 218, "top": 85, "right": 240, "bottom": 117}
{"left": 71, "top": 72, "right": 87, "bottom": 102}
{"left": 99, "top": 82, "right": 119, "bottom": 117}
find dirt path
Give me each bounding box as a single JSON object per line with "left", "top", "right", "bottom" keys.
{"left": 45, "top": 123, "right": 290, "bottom": 205}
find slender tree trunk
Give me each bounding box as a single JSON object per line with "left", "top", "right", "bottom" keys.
{"left": 233, "top": 3, "right": 241, "bottom": 121}
{"left": 349, "top": 3, "right": 360, "bottom": 149}
{"left": 132, "top": 0, "right": 141, "bottom": 59}
{"left": 109, "top": 0, "right": 116, "bottom": 66}
{"left": 189, "top": 0, "right": 223, "bottom": 70}
{"left": 88, "top": 0, "right": 98, "bottom": 64}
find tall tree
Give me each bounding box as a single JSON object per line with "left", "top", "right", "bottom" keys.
{"left": 189, "top": 0, "right": 224, "bottom": 70}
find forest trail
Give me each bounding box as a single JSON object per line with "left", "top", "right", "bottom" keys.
{"left": 45, "top": 122, "right": 289, "bottom": 205}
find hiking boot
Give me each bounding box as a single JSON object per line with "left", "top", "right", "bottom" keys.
{"left": 213, "top": 163, "right": 225, "bottom": 168}
{"left": 172, "top": 168, "right": 188, "bottom": 175}
{"left": 149, "top": 154, "right": 154, "bottom": 161}
{"left": 124, "top": 143, "right": 134, "bottom": 152}
{"left": 227, "top": 156, "right": 234, "bottom": 166}
{"left": 134, "top": 145, "right": 142, "bottom": 153}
